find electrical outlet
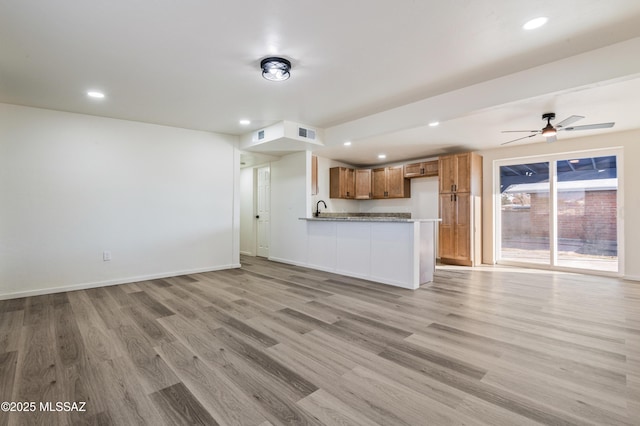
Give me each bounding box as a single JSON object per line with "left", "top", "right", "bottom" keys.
{"left": 103, "top": 251, "right": 112, "bottom": 262}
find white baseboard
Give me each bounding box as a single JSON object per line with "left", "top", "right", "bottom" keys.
{"left": 624, "top": 274, "right": 640, "bottom": 282}
{"left": 240, "top": 251, "right": 255, "bottom": 256}
{"left": 0, "top": 263, "right": 241, "bottom": 301}
{"left": 269, "top": 257, "right": 417, "bottom": 289}
{"left": 267, "top": 257, "right": 308, "bottom": 268}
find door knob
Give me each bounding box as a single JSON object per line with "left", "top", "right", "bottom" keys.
{"left": 255, "top": 215, "right": 260, "bottom": 219}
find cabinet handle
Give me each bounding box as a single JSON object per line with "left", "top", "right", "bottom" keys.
{"left": 451, "top": 184, "right": 454, "bottom": 192}
{"left": 369, "top": 192, "right": 372, "bottom": 198}
{"left": 420, "top": 168, "right": 424, "bottom": 174}
{"left": 450, "top": 194, "right": 453, "bottom": 202}
{"left": 454, "top": 184, "right": 457, "bottom": 192}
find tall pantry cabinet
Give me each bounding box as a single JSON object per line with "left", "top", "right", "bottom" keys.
{"left": 438, "top": 152, "right": 482, "bottom": 266}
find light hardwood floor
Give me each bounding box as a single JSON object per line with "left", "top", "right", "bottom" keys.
{"left": 1, "top": 256, "right": 639, "bottom": 425}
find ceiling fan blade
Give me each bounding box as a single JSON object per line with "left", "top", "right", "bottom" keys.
{"left": 501, "top": 130, "right": 539, "bottom": 133}
{"left": 546, "top": 135, "right": 557, "bottom": 143}
{"left": 501, "top": 133, "right": 538, "bottom": 145}
{"left": 562, "top": 122, "right": 615, "bottom": 131}
{"left": 555, "top": 115, "right": 584, "bottom": 128}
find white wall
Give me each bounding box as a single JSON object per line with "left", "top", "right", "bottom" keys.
{"left": 359, "top": 177, "right": 439, "bottom": 219}
{"left": 0, "top": 103, "right": 240, "bottom": 299}
{"left": 478, "top": 128, "right": 640, "bottom": 280}
{"left": 239, "top": 167, "right": 255, "bottom": 255}
{"left": 269, "top": 151, "right": 310, "bottom": 265}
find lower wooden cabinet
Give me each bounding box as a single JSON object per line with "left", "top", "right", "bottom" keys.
{"left": 372, "top": 166, "right": 410, "bottom": 199}
{"left": 439, "top": 192, "right": 480, "bottom": 266}
{"left": 439, "top": 193, "right": 468, "bottom": 261}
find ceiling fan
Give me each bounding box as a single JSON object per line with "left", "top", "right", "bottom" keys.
{"left": 501, "top": 113, "right": 615, "bottom": 145}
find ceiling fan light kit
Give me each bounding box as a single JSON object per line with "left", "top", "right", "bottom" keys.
{"left": 501, "top": 112, "right": 615, "bottom": 145}
{"left": 540, "top": 113, "right": 557, "bottom": 137}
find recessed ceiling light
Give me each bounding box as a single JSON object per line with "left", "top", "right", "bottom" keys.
{"left": 429, "top": 121, "right": 439, "bottom": 127}
{"left": 523, "top": 17, "right": 548, "bottom": 30}
{"left": 239, "top": 119, "right": 251, "bottom": 125}
{"left": 343, "top": 141, "right": 352, "bottom": 146}
{"left": 378, "top": 154, "right": 386, "bottom": 159}
{"left": 87, "top": 91, "right": 105, "bottom": 99}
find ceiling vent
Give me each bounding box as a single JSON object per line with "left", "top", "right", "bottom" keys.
{"left": 298, "top": 127, "right": 316, "bottom": 140}
{"left": 257, "top": 130, "right": 265, "bottom": 140}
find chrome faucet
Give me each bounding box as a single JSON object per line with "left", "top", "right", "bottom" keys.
{"left": 315, "top": 200, "right": 327, "bottom": 217}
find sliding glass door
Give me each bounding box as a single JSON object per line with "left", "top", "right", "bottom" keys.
{"left": 497, "top": 151, "right": 621, "bottom": 274}
{"left": 500, "top": 161, "right": 551, "bottom": 265}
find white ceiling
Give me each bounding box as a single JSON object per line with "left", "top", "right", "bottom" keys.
{"left": 2, "top": 1, "right": 640, "bottom": 166}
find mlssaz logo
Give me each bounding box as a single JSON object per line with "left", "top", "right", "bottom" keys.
{"left": 40, "top": 402, "right": 87, "bottom": 412}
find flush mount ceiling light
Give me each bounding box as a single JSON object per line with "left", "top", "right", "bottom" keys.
{"left": 378, "top": 154, "right": 387, "bottom": 159}
{"left": 239, "top": 119, "right": 251, "bottom": 125}
{"left": 87, "top": 90, "right": 105, "bottom": 99}
{"left": 261, "top": 57, "right": 291, "bottom": 81}
{"left": 523, "top": 17, "right": 548, "bottom": 30}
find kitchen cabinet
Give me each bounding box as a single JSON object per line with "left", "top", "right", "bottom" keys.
{"left": 372, "top": 166, "right": 410, "bottom": 199}
{"left": 354, "top": 169, "right": 372, "bottom": 199}
{"left": 438, "top": 152, "right": 482, "bottom": 266}
{"left": 404, "top": 160, "right": 438, "bottom": 178}
{"left": 439, "top": 152, "right": 476, "bottom": 193}
{"left": 439, "top": 193, "right": 471, "bottom": 262}
{"left": 330, "top": 167, "right": 355, "bottom": 199}
{"left": 311, "top": 155, "right": 318, "bottom": 195}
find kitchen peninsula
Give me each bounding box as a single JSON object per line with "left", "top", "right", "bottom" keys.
{"left": 299, "top": 216, "right": 440, "bottom": 289}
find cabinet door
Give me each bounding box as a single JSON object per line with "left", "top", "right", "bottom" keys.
{"left": 454, "top": 193, "right": 471, "bottom": 260}
{"left": 439, "top": 194, "right": 455, "bottom": 259}
{"left": 311, "top": 155, "right": 318, "bottom": 195}
{"left": 424, "top": 160, "right": 439, "bottom": 177}
{"left": 455, "top": 153, "right": 472, "bottom": 193}
{"left": 439, "top": 155, "right": 456, "bottom": 193}
{"left": 386, "top": 166, "right": 407, "bottom": 198}
{"left": 329, "top": 167, "right": 341, "bottom": 198}
{"left": 404, "top": 162, "right": 423, "bottom": 178}
{"left": 330, "top": 167, "right": 354, "bottom": 199}
{"left": 372, "top": 168, "right": 387, "bottom": 198}
{"left": 344, "top": 168, "right": 355, "bottom": 198}
{"left": 355, "top": 169, "right": 372, "bottom": 199}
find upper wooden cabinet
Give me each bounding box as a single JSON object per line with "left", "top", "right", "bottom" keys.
{"left": 404, "top": 160, "right": 438, "bottom": 178}
{"left": 311, "top": 155, "right": 318, "bottom": 195}
{"left": 371, "top": 166, "right": 410, "bottom": 199}
{"left": 439, "top": 152, "right": 481, "bottom": 194}
{"left": 354, "top": 169, "right": 372, "bottom": 199}
{"left": 330, "top": 167, "right": 355, "bottom": 199}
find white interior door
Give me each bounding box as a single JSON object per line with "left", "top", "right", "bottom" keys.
{"left": 256, "top": 166, "right": 270, "bottom": 258}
